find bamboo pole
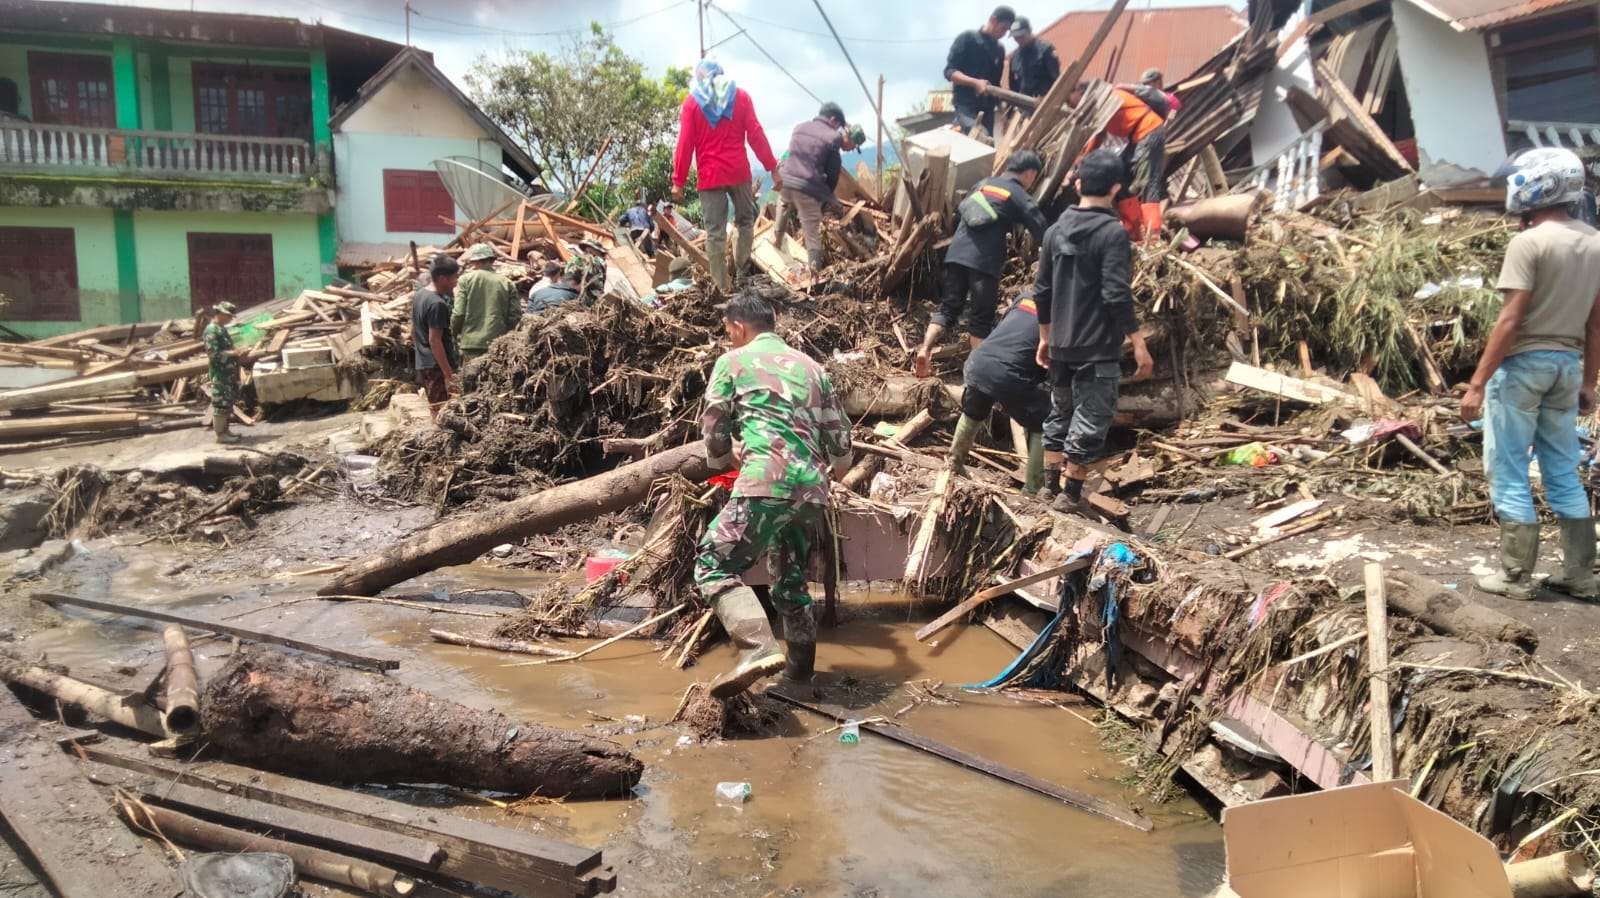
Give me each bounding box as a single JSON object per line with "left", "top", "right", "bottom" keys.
{"left": 507, "top": 603, "right": 689, "bottom": 667}
{"left": 1507, "top": 850, "right": 1595, "bottom": 897}
{"left": 0, "top": 656, "right": 165, "bottom": 737}
{"left": 161, "top": 625, "right": 200, "bottom": 737}
{"left": 428, "top": 628, "right": 574, "bottom": 658}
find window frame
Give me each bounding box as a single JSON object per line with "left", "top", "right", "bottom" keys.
{"left": 27, "top": 51, "right": 116, "bottom": 128}
{"left": 190, "top": 62, "right": 313, "bottom": 140}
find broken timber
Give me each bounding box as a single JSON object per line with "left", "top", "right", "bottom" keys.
{"left": 0, "top": 691, "right": 177, "bottom": 898}
{"left": 78, "top": 737, "right": 616, "bottom": 896}
{"left": 767, "top": 688, "right": 1152, "bottom": 832}
{"left": 915, "top": 556, "right": 1093, "bottom": 642}
{"left": 1224, "top": 360, "right": 1356, "bottom": 405}
{"left": 31, "top": 592, "right": 399, "bottom": 672}
{"left": 322, "top": 440, "right": 714, "bottom": 597}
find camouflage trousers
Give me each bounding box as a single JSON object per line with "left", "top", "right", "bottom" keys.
{"left": 209, "top": 360, "right": 239, "bottom": 413}
{"left": 693, "top": 497, "right": 822, "bottom": 609}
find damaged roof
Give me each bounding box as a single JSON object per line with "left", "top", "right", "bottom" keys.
{"left": 1400, "top": 0, "right": 1595, "bottom": 29}
{"left": 1035, "top": 5, "right": 1248, "bottom": 84}
{"left": 329, "top": 46, "right": 539, "bottom": 183}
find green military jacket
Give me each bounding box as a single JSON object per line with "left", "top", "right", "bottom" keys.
{"left": 701, "top": 331, "right": 852, "bottom": 505}
{"left": 449, "top": 268, "right": 522, "bottom": 352}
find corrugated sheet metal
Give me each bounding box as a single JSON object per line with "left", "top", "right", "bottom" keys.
{"left": 1035, "top": 4, "right": 1249, "bottom": 83}
{"left": 1413, "top": 0, "right": 1594, "bottom": 30}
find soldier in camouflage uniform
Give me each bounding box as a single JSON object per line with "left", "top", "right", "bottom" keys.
{"left": 204, "top": 301, "right": 241, "bottom": 444}
{"left": 695, "top": 292, "right": 854, "bottom": 699}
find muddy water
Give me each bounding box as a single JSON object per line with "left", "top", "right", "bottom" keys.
{"left": 21, "top": 548, "right": 1224, "bottom": 897}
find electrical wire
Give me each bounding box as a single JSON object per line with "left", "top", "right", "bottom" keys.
{"left": 716, "top": 7, "right": 953, "bottom": 44}
{"left": 408, "top": 0, "right": 692, "bottom": 39}
{"left": 705, "top": 2, "right": 822, "bottom": 103}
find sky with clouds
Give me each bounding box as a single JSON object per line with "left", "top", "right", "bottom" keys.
{"left": 54, "top": 0, "right": 1240, "bottom": 170}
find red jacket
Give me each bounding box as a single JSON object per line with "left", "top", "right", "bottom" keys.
{"left": 672, "top": 88, "right": 778, "bottom": 191}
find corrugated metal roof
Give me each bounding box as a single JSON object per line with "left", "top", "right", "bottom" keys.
{"left": 1035, "top": 4, "right": 1249, "bottom": 83}
{"left": 1402, "top": 0, "right": 1594, "bottom": 30}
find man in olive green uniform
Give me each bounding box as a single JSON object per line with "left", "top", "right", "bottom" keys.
{"left": 203, "top": 301, "right": 241, "bottom": 444}
{"left": 450, "top": 243, "right": 521, "bottom": 362}
{"left": 695, "top": 292, "right": 853, "bottom": 699}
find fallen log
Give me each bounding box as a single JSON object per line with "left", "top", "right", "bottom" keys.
{"left": 161, "top": 624, "right": 200, "bottom": 737}
{"left": 200, "top": 648, "right": 643, "bottom": 797}
{"left": 429, "top": 628, "right": 574, "bottom": 657}
{"left": 0, "top": 655, "right": 166, "bottom": 737}
{"left": 1508, "top": 850, "right": 1595, "bottom": 897}
{"left": 118, "top": 800, "right": 416, "bottom": 897}
{"left": 1384, "top": 569, "right": 1539, "bottom": 652}
{"left": 322, "top": 440, "right": 714, "bottom": 597}
{"left": 843, "top": 408, "right": 936, "bottom": 492}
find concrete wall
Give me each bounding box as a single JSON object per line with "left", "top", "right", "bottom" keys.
{"left": 333, "top": 63, "right": 505, "bottom": 260}
{"left": 0, "top": 206, "right": 120, "bottom": 339}
{"left": 132, "top": 210, "right": 321, "bottom": 321}
{"left": 1392, "top": 1, "right": 1507, "bottom": 179}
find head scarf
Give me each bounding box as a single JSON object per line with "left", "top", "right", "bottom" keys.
{"left": 690, "top": 60, "right": 737, "bottom": 127}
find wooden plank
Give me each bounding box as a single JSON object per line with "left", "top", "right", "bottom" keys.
{"left": 78, "top": 740, "right": 613, "bottom": 896}
{"left": 1364, "top": 562, "right": 1395, "bottom": 781}
{"left": 510, "top": 201, "right": 528, "bottom": 261}
{"left": 853, "top": 161, "right": 881, "bottom": 206}
{"left": 0, "top": 412, "right": 141, "bottom": 440}
{"left": 87, "top": 763, "right": 446, "bottom": 869}
{"left": 904, "top": 470, "right": 952, "bottom": 587}
{"left": 0, "top": 693, "right": 177, "bottom": 898}
{"left": 915, "top": 555, "right": 1094, "bottom": 642}
{"left": 1309, "top": 0, "right": 1385, "bottom": 25}
{"left": 534, "top": 209, "right": 575, "bottom": 263}
{"left": 1224, "top": 360, "right": 1355, "bottom": 405}
{"left": 1315, "top": 60, "right": 1411, "bottom": 174}
{"left": 653, "top": 210, "right": 709, "bottom": 274}
{"left": 31, "top": 593, "right": 399, "bottom": 672}
{"left": 767, "top": 688, "right": 1153, "bottom": 832}
{"left": 606, "top": 229, "right": 658, "bottom": 298}
{"left": 920, "top": 144, "right": 952, "bottom": 220}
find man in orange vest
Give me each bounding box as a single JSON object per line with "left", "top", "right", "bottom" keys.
{"left": 1069, "top": 81, "right": 1168, "bottom": 241}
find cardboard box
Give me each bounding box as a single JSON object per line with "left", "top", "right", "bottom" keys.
{"left": 1215, "top": 781, "right": 1511, "bottom": 898}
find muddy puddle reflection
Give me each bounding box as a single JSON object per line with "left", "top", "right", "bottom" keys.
{"left": 23, "top": 549, "right": 1224, "bottom": 897}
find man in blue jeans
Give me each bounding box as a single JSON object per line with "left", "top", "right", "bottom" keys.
{"left": 1463, "top": 147, "right": 1600, "bottom": 600}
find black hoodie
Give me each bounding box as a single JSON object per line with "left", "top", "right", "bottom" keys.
{"left": 1033, "top": 205, "right": 1139, "bottom": 364}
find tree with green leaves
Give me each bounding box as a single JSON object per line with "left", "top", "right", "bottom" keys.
{"left": 468, "top": 24, "right": 687, "bottom": 217}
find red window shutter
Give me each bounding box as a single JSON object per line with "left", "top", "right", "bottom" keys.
{"left": 187, "top": 232, "right": 275, "bottom": 313}
{"left": 0, "top": 226, "right": 80, "bottom": 321}
{"left": 383, "top": 169, "right": 454, "bottom": 234}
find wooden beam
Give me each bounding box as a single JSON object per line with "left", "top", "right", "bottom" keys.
{"left": 509, "top": 201, "right": 528, "bottom": 261}
{"left": 79, "top": 739, "right": 613, "bottom": 896}
{"left": 0, "top": 694, "right": 176, "bottom": 897}
{"left": 653, "top": 209, "right": 709, "bottom": 274}
{"left": 1224, "top": 361, "right": 1355, "bottom": 405}
{"left": 1309, "top": 0, "right": 1385, "bottom": 25}
{"left": 904, "top": 470, "right": 952, "bottom": 588}
{"left": 31, "top": 593, "right": 399, "bottom": 672}
{"left": 768, "top": 688, "right": 1153, "bottom": 832}
{"left": 1315, "top": 59, "right": 1412, "bottom": 173}
{"left": 1364, "top": 563, "right": 1395, "bottom": 781}
{"left": 915, "top": 555, "right": 1094, "bottom": 642}
{"left": 0, "top": 412, "right": 142, "bottom": 440}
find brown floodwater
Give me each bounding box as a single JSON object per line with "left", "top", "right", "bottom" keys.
{"left": 19, "top": 545, "right": 1225, "bottom": 898}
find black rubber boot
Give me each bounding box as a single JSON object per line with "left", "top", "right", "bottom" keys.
{"left": 779, "top": 603, "right": 817, "bottom": 683}
{"left": 1037, "top": 466, "right": 1061, "bottom": 501}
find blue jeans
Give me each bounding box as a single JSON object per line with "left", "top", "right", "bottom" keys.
{"left": 1484, "top": 350, "right": 1589, "bottom": 523}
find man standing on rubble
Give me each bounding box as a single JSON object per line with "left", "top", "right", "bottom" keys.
{"left": 1462, "top": 147, "right": 1600, "bottom": 601}
{"left": 672, "top": 60, "right": 781, "bottom": 293}
{"left": 203, "top": 301, "right": 241, "bottom": 444}
{"left": 778, "top": 101, "right": 864, "bottom": 273}
{"left": 695, "top": 292, "right": 853, "bottom": 699}
{"left": 1070, "top": 81, "right": 1168, "bottom": 240}
{"left": 450, "top": 243, "right": 520, "bottom": 363}
{"left": 948, "top": 291, "right": 1052, "bottom": 494}
{"left": 1034, "top": 149, "right": 1153, "bottom": 512}
{"left": 914, "top": 150, "right": 1048, "bottom": 374}
{"left": 1007, "top": 18, "right": 1060, "bottom": 100}
{"left": 413, "top": 256, "right": 460, "bottom": 417}
{"left": 945, "top": 6, "right": 1014, "bottom": 134}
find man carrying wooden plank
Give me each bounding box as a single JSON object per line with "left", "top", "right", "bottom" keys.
{"left": 203, "top": 301, "right": 241, "bottom": 444}
{"left": 694, "top": 293, "right": 853, "bottom": 698}
{"left": 412, "top": 255, "right": 460, "bottom": 417}
{"left": 915, "top": 150, "right": 1048, "bottom": 372}
{"left": 1462, "top": 147, "right": 1600, "bottom": 601}
{"left": 450, "top": 243, "right": 521, "bottom": 363}
{"left": 948, "top": 291, "right": 1051, "bottom": 495}
{"left": 1034, "top": 150, "right": 1153, "bottom": 512}
{"left": 672, "top": 60, "right": 782, "bottom": 292}
{"left": 945, "top": 5, "right": 1015, "bottom": 133}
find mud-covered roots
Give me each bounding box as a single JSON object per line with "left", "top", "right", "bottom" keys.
{"left": 670, "top": 682, "right": 783, "bottom": 741}
{"left": 46, "top": 464, "right": 111, "bottom": 537}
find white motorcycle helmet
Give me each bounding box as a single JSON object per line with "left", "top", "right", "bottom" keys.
{"left": 1499, "top": 147, "right": 1586, "bottom": 215}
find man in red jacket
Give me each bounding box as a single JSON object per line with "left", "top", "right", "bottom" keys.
{"left": 673, "top": 60, "right": 782, "bottom": 292}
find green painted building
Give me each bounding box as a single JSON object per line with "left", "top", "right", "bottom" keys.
{"left": 0, "top": 0, "right": 537, "bottom": 339}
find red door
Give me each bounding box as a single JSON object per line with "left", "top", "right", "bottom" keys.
{"left": 187, "top": 232, "right": 275, "bottom": 313}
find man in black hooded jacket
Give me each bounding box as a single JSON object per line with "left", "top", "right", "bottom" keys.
{"left": 1033, "top": 148, "right": 1154, "bottom": 511}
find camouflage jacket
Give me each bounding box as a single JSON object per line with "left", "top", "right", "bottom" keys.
{"left": 701, "top": 331, "right": 853, "bottom": 505}
{"left": 450, "top": 268, "right": 522, "bottom": 352}
{"left": 203, "top": 322, "right": 238, "bottom": 378}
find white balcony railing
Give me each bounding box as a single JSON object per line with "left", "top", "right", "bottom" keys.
{"left": 1508, "top": 120, "right": 1600, "bottom": 150}
{"left": 0, "top": 120, "right": 318, "bottom": 182}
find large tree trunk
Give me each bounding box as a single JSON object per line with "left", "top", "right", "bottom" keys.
{"left": 322, "top": 440, "right": 714, "bottom": 597}
{"left": 200, "top": 649, "right": 642, "bottom": 798}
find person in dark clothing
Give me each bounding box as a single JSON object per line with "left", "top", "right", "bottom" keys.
{"left": 945, "top": 6, "right": 1014, "bottom": 133}
{"left": 915, "top": 149, "right": 1048, "bottom": 374}
{"left": 1007, "top": 18, "right": 1061, "bottom": 99}
{"left": 412, "top": 255, "right": 461, "bottom": 417}
{"left": 778, "top": 101, "right": 859, "bottom": 270}
{"left": 950, "top": 292, "right": 1051, "bottom": 494}
{"left": 1034, "top": 149, "right": 1154, "bottom": 511}
{"left": 527, "top": 270, "right": 580, "bottom": 314}
{"left": 621, "top": 195, "right": 657, "bottom": 256}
